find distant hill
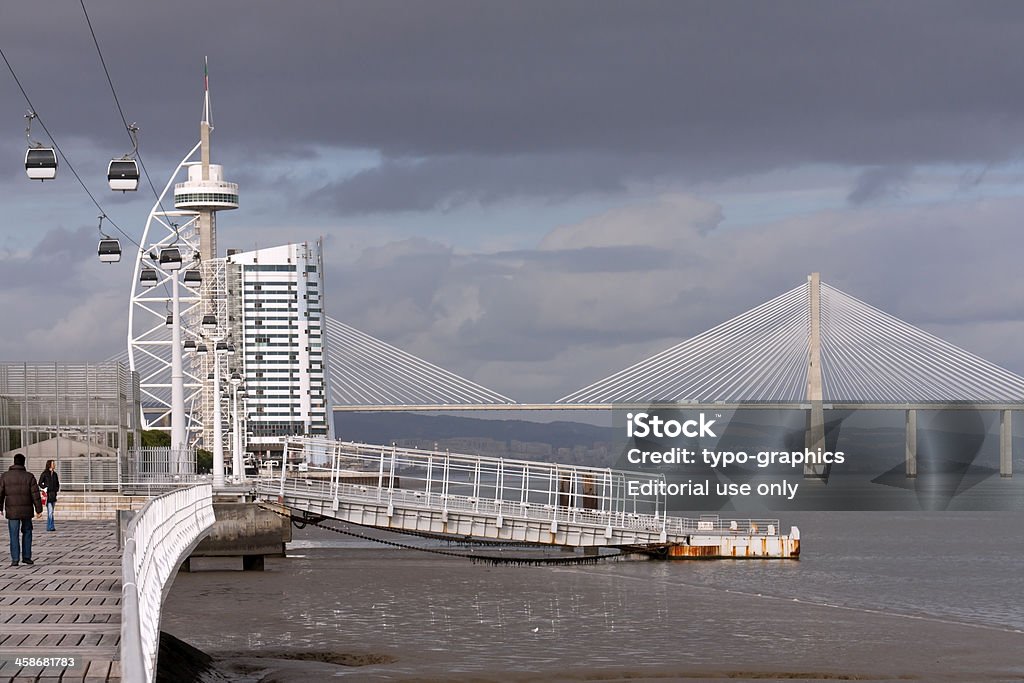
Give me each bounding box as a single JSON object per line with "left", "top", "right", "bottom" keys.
{"left": 333, "top": 412, "right": 617, "bottom": 465}
{"left": 332, "top": 409, "right": 1000, "bottom": 473}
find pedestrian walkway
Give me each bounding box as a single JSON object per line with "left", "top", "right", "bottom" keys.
{"left": 0, "top": 522, "right": 122, "bottom": 682}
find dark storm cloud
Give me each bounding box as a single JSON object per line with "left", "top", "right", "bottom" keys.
{"left": 314, "top": 154, "right": 631, "bottom": 214}
{"left": 847, "top": 166, "right": 912, "bottom": 205}
{"left": 4, "top": 1, "right": 1024, "bottom": 209}
{"left": 0, "top": 226, "right": 96, "bottom": 286}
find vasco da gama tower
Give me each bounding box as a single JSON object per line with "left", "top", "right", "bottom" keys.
{"left": 128, "top": 67, "right": 331, "bottom": 475}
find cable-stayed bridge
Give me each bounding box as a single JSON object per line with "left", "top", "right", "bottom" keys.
{"left": 557, "top": 276, "right": 1024, "bottom": 406}
{"left": 113, "top": 274, "right": 1022, "bottom": 477}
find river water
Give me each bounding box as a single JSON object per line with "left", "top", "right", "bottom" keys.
{"left": 162, "top": 511, "right": 1024, "bottom": 682}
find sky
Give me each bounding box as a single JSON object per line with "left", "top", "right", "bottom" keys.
{"left": 2, "top": 1, "right": 1024, "bottom": 402}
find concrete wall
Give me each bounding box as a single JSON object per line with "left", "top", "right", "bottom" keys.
{"left": 51, "top": 492, "right": 149, "bottom": 521}
{"left": 190, "top": 502, "right": 292, "bottom": 557}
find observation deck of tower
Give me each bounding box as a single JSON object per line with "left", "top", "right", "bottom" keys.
{"left": 175, "top": 69, "right": 238, "bottom": 261}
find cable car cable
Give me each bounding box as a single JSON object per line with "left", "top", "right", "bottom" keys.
{"left": 78, "top": 0, "right": 193, "bottom": 303}
{"left": 80, "top": 0, "right": 170, "bottom": 206}
{"left": 0, "top": 44, "right": 143, "bottom": 252}
{"left": 4, "top": 49, "right": 177, "bottom": 300}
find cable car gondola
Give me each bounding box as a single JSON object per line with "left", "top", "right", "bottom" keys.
{"left": 108, "top": 124, "right": 140, "bottom": 191}
{"left": 108, "top": 159, "right": 139, "bottom": 192}
{"left": 97, "top": 238, "right": 121, "bottom": 263}
{"left": 183, "top": 269, "right": 202, "bottom": 286}
{"left": 158, "top": 247, "right": 183, "bottom": 270}
{"left": 25, "top": 147, "right": 58, "bottom": 181}
{"left": 201, "top": 314, "right": 217, "bottom": 329}
{"left": 184, "top": 340, "right": 197, "bottom": 351}
{"left": 23, "top": 113, "right": 57, "bottom": 181}
{"left": 95, "top": 215, "right": 121, "bottom": 264}
{"left": 139, "top": 268, "right": 158, "bottom": 287}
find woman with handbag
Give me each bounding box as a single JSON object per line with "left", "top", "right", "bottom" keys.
{"left": 39, "top": 459, "right": 59, "bottom": 531}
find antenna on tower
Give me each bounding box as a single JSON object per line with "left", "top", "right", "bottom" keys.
{"left": 203, "top": 56, "right": 212, "bottom": 126}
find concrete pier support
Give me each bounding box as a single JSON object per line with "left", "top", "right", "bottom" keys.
{"left": 1000, "top": 410, "right": 1013, "bottom": 478}
{"left": 905, "top": 409, "right": 917, "bottom": 478}
{"left": 186, "top": 502, "right": 291, "bottom": 571}
{"left": 804, "top": 403, "right": 826, "bottom": 477}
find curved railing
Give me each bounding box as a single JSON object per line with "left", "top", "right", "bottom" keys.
{"left": 121, "top": 484, "right": 216, "bottom": 683}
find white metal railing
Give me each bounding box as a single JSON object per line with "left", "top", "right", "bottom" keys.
{"left": 258, "top": 475, "right": 779, "bottom": 541}
{"left": 58, "top": 474, "right": 213, "bottom": 496}
{"left": 53, "top": 447, "right": 199, "bottom": 493}
{"left": 264, "top": 437, "right": 780, "bottom": 542}
{"left": 121, "top": 484, "right": 216, "bottom": 683}
{"left": 283, "top": 437, "right": 665, "bottom": 518}
{"left": 128, "top": 446, "right": 198, "bottom": 476}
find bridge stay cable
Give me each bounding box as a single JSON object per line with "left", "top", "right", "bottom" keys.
{"left": 557, "top": 278, "right": 1024, "bottom": 405}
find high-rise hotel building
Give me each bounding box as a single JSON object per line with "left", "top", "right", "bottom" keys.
{"left": 222, "top": 240, "right": 331, "bottom": 460}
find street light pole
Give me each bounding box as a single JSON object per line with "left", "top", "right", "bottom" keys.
{"left": 230, "top": 372, "right": 244, "bottom": 483}
{"left": 211, "top": 345, "right": 224, "bottom": 487}
{"left": 169, "top": 270, "right": 186, "bottom": 472}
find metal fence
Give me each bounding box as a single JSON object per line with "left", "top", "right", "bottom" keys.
{"left": 55, "top": 446, "right": 201, "bottom": 493}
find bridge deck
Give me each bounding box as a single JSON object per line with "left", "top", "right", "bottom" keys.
{"left": 0, "top": 522, "right": 121, "bottom": 682}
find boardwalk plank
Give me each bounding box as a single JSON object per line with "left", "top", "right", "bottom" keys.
{"left": 0, "top": 606, "right": 120, "bottom": 615}
{"left": 83, "top": 660, "right": 111, "bottom": 682}
{"left": 0, "top": 625, "right": 118, "bottom": 635}
{"left": 0, "top": 522, "right": 123, "bottom": 683}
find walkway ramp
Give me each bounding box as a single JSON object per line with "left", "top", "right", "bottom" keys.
{"left": 0, "top": 522, "right": 123, "bottom": 682}
{"left": 255, "top": 438, "right": 799, "bottom": 559}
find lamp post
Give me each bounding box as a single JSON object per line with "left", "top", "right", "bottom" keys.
{"left": 201, "top": 317, "right": 231, "bottom": 488}
{"left": 230, "top": 370, "right": 244, "bottom": 483}
{"left": 194, "top": 341, "right": 209, "bottom": 478}
{"left": 159, "top": 246, "right": 186, "bottom": 473}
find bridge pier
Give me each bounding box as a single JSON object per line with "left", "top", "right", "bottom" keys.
{"left": 183, "top": 501, "right": 291, "bottom": 571}
{"left": 905, "top": 409, "right": 917, "bottom": 478}
{"left": 1000, "top": 410, "right": 1013, "bottom": 478}
{"left": 803, "top": 403, "right": 827, "bottom": 478}
{"left": 803, "top": 273, "right": 827, "bottom": 479}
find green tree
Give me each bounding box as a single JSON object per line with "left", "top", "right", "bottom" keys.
{"left": 141, "top": 429, "right": 171, "bottom": 448}
{"left": 196, "top": 449, "right": 213, "bottom": 474}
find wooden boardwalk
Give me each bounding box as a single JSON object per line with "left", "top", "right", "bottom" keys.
{"left": 0, "top": 522, "right": 121, "bottom": 682}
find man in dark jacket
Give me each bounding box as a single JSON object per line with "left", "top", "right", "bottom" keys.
{"left": 0, "top": 453, "right": 43, "bottom": 567}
